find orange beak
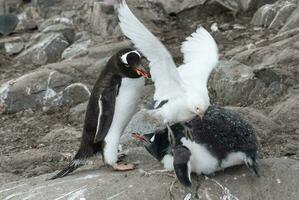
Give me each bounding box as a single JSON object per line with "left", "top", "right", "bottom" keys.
{"left": 131, "top": 133, "right": 147, "bottom": 142}
{"left": 133, "top": 67, "right": 150, "bottom": 78}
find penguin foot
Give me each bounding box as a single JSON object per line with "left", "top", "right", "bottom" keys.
{"left": 112, "top": 163, "right": 136, "bottom": 171}
{"left": 117, "top": 153, "right": 127, "bottom": 162}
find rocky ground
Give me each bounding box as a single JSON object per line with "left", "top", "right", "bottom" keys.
{"left": 1, "top": 0, "right": 299, "bottom": 199}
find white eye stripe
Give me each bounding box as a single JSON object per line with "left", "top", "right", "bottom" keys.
{"left": 150, "top": 134, "right": 155, "bottom": 142}
{"left": 121, "top": 54, "right": 128, "bottom": 64}
{"left": 121, "top": 50, "right": 141, "bottom": 65}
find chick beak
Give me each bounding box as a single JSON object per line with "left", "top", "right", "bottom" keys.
{"left": 131, "top": 133, "right": 148, "bottom": 143}
{"left": 133, "top": 67, "right": 150, "bottom": 78}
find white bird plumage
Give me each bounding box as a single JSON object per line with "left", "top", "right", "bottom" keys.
{"left": 118, "top": 0, "right": 219, "bottom": 124}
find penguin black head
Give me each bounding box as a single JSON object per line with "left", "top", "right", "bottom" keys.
{"left": 132, "top": 129, "right": 170, "bottom": 161}
{"left": 131, "top": 124, "right": 185, "bottom": 161}
{"left": 117, "top": 48, "right": 149, "bottom": 79}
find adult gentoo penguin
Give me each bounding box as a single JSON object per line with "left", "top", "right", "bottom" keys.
{"left": 133, "top": 106, "right": 259, "bottom": 186}
{"left": 50, "top": 48, "right": 149, "bottom": 180}
{"left": 118, "top": 1, "right": 219, "bottom": 126}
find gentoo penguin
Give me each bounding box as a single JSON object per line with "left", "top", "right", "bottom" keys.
{"left": 118, "top": 1, "right": 219, "bottom": 127}
{"left": 50, "top": 48, "right": 149, "bottom": 180}
{"left": 133, "top": 106, "right": 259, "bottom": 186}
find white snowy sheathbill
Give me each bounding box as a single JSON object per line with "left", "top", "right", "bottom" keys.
{"left": 118, "top": 1, "right": 219, "bottom": 124}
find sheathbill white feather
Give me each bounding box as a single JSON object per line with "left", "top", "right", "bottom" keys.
{"left": 118, "top": 1, "right": 219, "bottom": 124}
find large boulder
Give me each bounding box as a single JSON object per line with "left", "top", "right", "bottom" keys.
{"left": 152, "top": 0, "right": 206, "bottom": 14}
{"left": 280, "top": 6, "right": 299, "bottom": 33}
{"left": 38, "top": 16, "right": 75, "bottom": 43}
{"left": 209, "top": 60, "right": 267, "bottom": 107}
{"left": 15, "top": 6, "right": 42, "bottom": 31}
{"left": 0, "top": 154, "right": 299, "bottom": 200}
{"left": 0, "top": 69, "right": 72, "bottom": 113}
{"left": 206, "top": 0, "right": 278, "bottom": 13}
{"left": 16, "top": 33, "right": 69, "bottom": 66}
{"left": 0, "top": 36, "right": 24, "bottom": 55}
{"left": 0, "top": 14, "right": 19, "bottom": 36}
{"left": 251, "top": 0, "right": 298, "bottom": 30}
{"left": 89, "top": 1, "right": 120, "bottom": 37}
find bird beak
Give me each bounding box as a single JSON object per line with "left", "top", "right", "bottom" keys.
{"left": 196, "top": 110, "right": 204, "bottom": 120}
{"left": 131, "top": 133, "right": 149, "bottom": 143}
{"left": 133, "top": 67, "right": 150, "bottom": 78}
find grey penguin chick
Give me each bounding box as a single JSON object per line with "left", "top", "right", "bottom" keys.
{"left": 133, "top": 106, "right": 259, "bottom": 186}
{"left": 50, "top": 48, "right": 149, "bottom": 179}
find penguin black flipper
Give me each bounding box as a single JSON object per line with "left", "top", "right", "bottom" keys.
{"left": 173, "top": 145, "right": 192, "bottom": 187}
{"left": 49, "top": 75, "right": 121, "bottom": 180}
{"left": 94, "top": 77, "right": 122, "bottom": 143}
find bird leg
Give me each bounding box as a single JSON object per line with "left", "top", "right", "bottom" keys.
{"left": 182, "top": 122, "right": 193, "bottom": 141}
{"left": 167, "top": 123, "right": 176, "bottom": 147}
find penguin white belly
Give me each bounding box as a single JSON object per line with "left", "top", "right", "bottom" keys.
{"left": 181, "top": 138, "right": 219, "bottom": 175}
{"left": 161, "top": 154, "right": 174, "bottom": 171}
{"left": 220, "top": 152, "right": 247, "bottom": 169}
{"left": 104, "top": 77, "right": 144, "bottom": 165}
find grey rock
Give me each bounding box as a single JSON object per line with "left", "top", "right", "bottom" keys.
{"left": 42, "top": 24, "right": 75, "bottom": 44}
{"left": 39, "top": 125, "right": 81, "bottom": 143}
{"left": 89, "top": 2, "right": 120, "bottom": 37}
{"left": 1, "top": 156, "right": 299, "bottom": 200}
{"left": 0, "top": 149, "right": 63, "bottom": 177}
{"left": 209, "top": 0, "right": 278, "bottom": 12}
{"left": 0, "top": 36, "right": 24, "bottom": 55}
{"left": 0, "top": 69, "right": 72, "bottom": 113}
{"left": 153, "top": 0, "right": 206, "bottom": 14}
{"left": 32, "top": 0, "right": 59, "bottom": 8}
{"left": 0, "top": 0, "right": 23, "bottom": 15}
{"left": 280, "top": 6, "right": 299, "bottom": 33}
{"left": 39, "top": 16, "right": 75, "bottom": 43}
{"left": 0, "top": 0, "right": 4, "bottom": 15}
{"left": 87, "top": 40, "right": 131, "bottom": 60}
{"left": 208, "top": 0, "right": 253, "bottom": 12}
{"left": 62, "top": 83, "right": 90, "bottom": 106}
{"left": 69, "top": 101, "right": 88, "bottom": 123}
{"left": 269, "top": 94, "right": 299, "bottom": 131}
{"left": 44, "top": 58, "right": 94, "bottom": 82}
{"left": 209, "top": 60, "right": 266, "bottom": 107}
{"left": 38, "top": 16, "right": 73, "bottom": 32}
{"left": 62, "top": 39, "right": 91, "bottom": 60}
{"left": 0, "top": 173, "right": 21, "bottom": 184}
{"left": 15, "top": 6, "right": 42, "bottom": 31}
{"left": 0, "top": 14, "right": 19, "bottom": 35}
{"left": 251, "top": 3, "right": 279, "bottom": 27}
{"left": 17, "top": 33, "right": 69, "bottom": 66}
{"left": 251, "top": 0, "right": 298, "bottom": 30}
{"left": 229, "top": 33, "right": 299, "bottom": 107}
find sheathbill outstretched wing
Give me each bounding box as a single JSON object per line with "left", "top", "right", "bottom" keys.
{"left": 118, "top": 1, "right": 184, "bottom": 103}
{"left": 178, "top": 26, "right": 219, "bottom": 92}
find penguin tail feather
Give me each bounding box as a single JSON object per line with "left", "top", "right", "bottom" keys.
{"left": 245, "top": 156, "right": 259, "bottom": 177}
{"left": 48, "top": 159, "right": 83, "bottom": 180}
